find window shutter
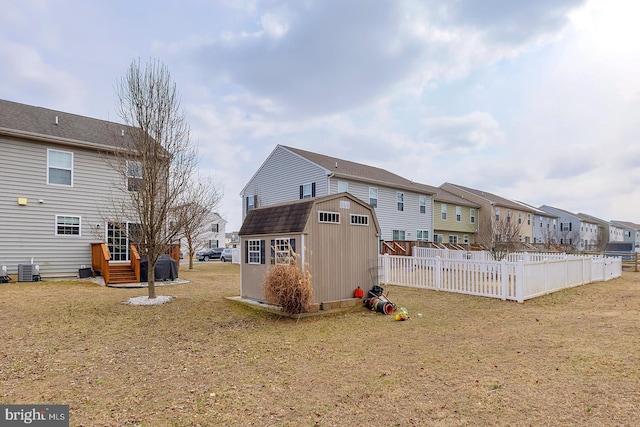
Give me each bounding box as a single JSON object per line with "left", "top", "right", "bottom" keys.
{"left": 270, "top": 239, "right": 275, "bottom": 264}
{"left": 260, "top": 240, "right": 266, "bottom": 264}
{"left": 569, "top": 223, "right": 572, "bottom": 231}
{"left": 299, "top": 185, "right": 303, "bottom": 199}
{"left": 290, "top": 238, "right": 296, "bottom": 254}
{"left": 311, "top": 183, "right": 316, "bottom": 197}
{"left": 253, "top": 195, "right": 258, "bottom": 209}
{"left": 244, "top": 240, "right": 248, "bottom": 263}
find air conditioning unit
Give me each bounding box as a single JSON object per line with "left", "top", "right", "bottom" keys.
{"left": 0, "top": 265, "right": 9, "bottom": 283}
{"left": 18, "top": 264, "right": 41, "bottom": 282}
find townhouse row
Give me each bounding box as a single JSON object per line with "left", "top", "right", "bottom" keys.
{"left": 240, "top": 145, "right": 640, "bottom": 252}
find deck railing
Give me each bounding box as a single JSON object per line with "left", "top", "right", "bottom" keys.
{"left": 91, "top": 243, "right": 111, "bottom": 285}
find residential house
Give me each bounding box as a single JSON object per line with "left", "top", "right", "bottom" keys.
{"left": 225, "top": 231, "right": 240, "bottom": 248}
{"left": 241, "top": 145, "right": 438, "bottom": 245}
{"left": 440, "top": 183, "right": 537, "bottom": 246}
{"left": 577, "top": 213, "right": 615, "bottom": 250}
{"left": 512, "top": 200, "right": 560, "bottom": 247}
{"left": 0, "top": 99, "right": 140, "bottom": 279}
{"left": 539, "top": 205, "right": 601, "bottom": 251}
{"left": 611, "top": 221, "right": 640, "bottom": 250}
{"left": 432, "top": 188, "right": 481, "bottom": 246}
{"left": 238, "top": 193, "right": 380, "bottom": 306}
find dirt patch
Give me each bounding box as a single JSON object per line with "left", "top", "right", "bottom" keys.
{"left": 1, "top": 263, "right": 638, "bottom": 426}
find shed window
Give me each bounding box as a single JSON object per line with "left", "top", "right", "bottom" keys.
{"left": 56, "top": 215, "right": 81, "bottom": 236}
{"left": 246, "top": 239, "right": 265, "bottom": 264}
{"left": 271, "top": 238, "right": 296, "bottom": 265}
{"left": 319, "top": 211, "right": 340, "bottom": 223}
{"left": 48, "top": 149, "right": 73, "bottom": 186}
{"left": 350, "top": 214, "right": 369, "bottom": 226}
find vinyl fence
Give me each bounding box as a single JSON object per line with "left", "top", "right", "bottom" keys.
{"left": 379, "top": 250, "right": 622, "bottom": 302}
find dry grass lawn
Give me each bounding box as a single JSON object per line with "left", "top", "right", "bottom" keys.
{"left": 1, "top": 262, "right": 639, "bottom": 426}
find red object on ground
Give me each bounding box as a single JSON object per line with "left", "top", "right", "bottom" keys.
{"left": 354, "top": 287, "right": 364, "bottom": 298}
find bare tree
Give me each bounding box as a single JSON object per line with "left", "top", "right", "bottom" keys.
{"left": 478, "top": 216, "right": 523, "bottom": 261}
{"left": 108, "top": 58, "right": 201, "bottom": 298}
{"left": 175, "top": 178, "right": 222, "bottom": 270}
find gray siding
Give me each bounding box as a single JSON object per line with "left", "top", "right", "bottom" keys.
{"left": 329, "top": 178, "right": 433, "bottom": 241}
{"left": 241, "top": 146, "right": 328, "bottom": 218}
{"left": 0, "top": 136, "right": 130, "bottom": 277}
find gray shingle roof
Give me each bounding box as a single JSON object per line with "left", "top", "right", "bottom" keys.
{"left": 443, "top": 182, "right": 535, "bottom": 212}
{"left": 0, "top": 98, "right": 137, "bottom": 149}
{"left": 239, "top": 198, "right": 316, "bottom": 235}
{"left": 284, "top": 145, "right": 439, "bottom": 195}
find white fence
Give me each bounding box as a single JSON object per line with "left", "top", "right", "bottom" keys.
{"left": 378, "top": 250, "right": 622, "bottom": 302}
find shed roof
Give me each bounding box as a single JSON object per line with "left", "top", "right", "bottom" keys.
{"left": 0, "top": 98, "right": 138, "bottom": 150}
{"left": 239, "top": 193, "right": 379, "bottom": 236}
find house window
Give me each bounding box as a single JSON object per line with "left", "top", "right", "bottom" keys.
{"left": 55, "top": 215, "right": 81, "bottom": 236}
{"left": 392, "top": 230, "right": 405, "bottom": 240}
{"left": 369, "top": 187, "right": 378, "bottom": 208}
{"left": 561, "top": 222, "right": 572, "bottom": 231}
{"left": 419, "top": 196, "right": 426, "bottom": 214}
{"left": 525, "top": 236, "right": 531, "bottom": 243}
{"left": 416, "top": 229, "right": 429, "bottom": 241}
{"left": 48, "top": 149, "right": 73, "bottom": 186}
{"left": 506, "top": 210, "right": 511, "bottom": 223}
{"left": 518, "top": 212, "right": 522, "bottom": 224}
{"left": 449, "top": 235, "right": 458, "bottom": 244}
{"left": 127, "top": 160, "right": 143, "bottom": 192}
{"left": 273, "top": 238, "right": 294, "bottom": 265}
{"left": 300, "top": 183, "right": 316, "bottom": 199}
{"left": 527, "top": 214, "right": 531, "bottom": 225}
{"left": 456, "top": 206, "right": 461, "bottom": 222}
{"left": 433, "top": 234, "right": 443, "bottom": 243}
{"left": 495, "top": 208, "right": 500, "bottom": 221}
{"left": 246, "top": 195, "right": 256, "bottom": 212}
{"left": 441, "top": 204, "right": 447, "bottom": 220}
{"left": 208, "top": 240, "right": 219, "bottom": 248}
{"left": 212, "top": 224, "right": 219, "bottom": 232}
{"left": 463, "top": 234, "right": 469, "bottom": 243}
{"left": 247, "top": 239, "right": 263, "bottom": 264}
{"left": 397, "top": 192, "right": 404, "bottom": 211}
{"left": 470, "top": 209, "right": 475, "bottom": 224}
{"left": 319, "top": 211, "right": 340, "bottom": 223}
{"left": 338, "top": 181, "right": 348, "bottom": 193}
{"left": 350, "top": 214, "right": 369, "bottom": 226}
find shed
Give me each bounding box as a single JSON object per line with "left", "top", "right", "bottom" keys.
{"left": 238, "top": 193, "right": 381, "bottom": 308}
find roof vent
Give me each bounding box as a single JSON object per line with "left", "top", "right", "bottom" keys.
{"left": 335, "top": 162, "right": 338, "bottom": 168}
{"left": 55, "top": 116, "right": 58, "bottom": 125}
{"left": 121, "top": 129, "right": 125, "bottom": 137}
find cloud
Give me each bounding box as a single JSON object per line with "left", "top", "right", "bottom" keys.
{"left": 423, "top": 112, "right": 504, "bottom": 153}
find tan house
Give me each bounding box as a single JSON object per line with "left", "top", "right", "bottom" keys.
{"left": 238, "top": 193, "right": 380, "bottom": 307}
{"left": 440, "top": 183, "right": 537, "bottom": 247}
{"left": 432, "top": 188, "right": 481, "bottom": 246}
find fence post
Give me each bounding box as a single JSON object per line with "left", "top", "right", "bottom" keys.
{"left": 435, "top": 256, "right": 441, "bottom": 291}
{"left": 516, "top": 260, "right": 524, "bottom": 303}
{"left": 501, "top": 259, "right": 508, "bottom": 300}
{"left": 636, "top": 252, "right": 639, "bottom": 272}
{"left": 383, "top": 253, "right": 390, "bottom": 284}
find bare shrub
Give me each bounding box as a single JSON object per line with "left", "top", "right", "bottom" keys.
{"left": 263, "top": 252, "right": 313, "bottom": 314}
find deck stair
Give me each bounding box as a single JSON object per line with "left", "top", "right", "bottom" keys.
{"left": 107, "top": 264, "right": 138, "bottom": 285}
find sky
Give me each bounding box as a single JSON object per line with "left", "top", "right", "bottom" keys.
{"left": 2, "top": 0, "right": 640, "bottom": 231}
